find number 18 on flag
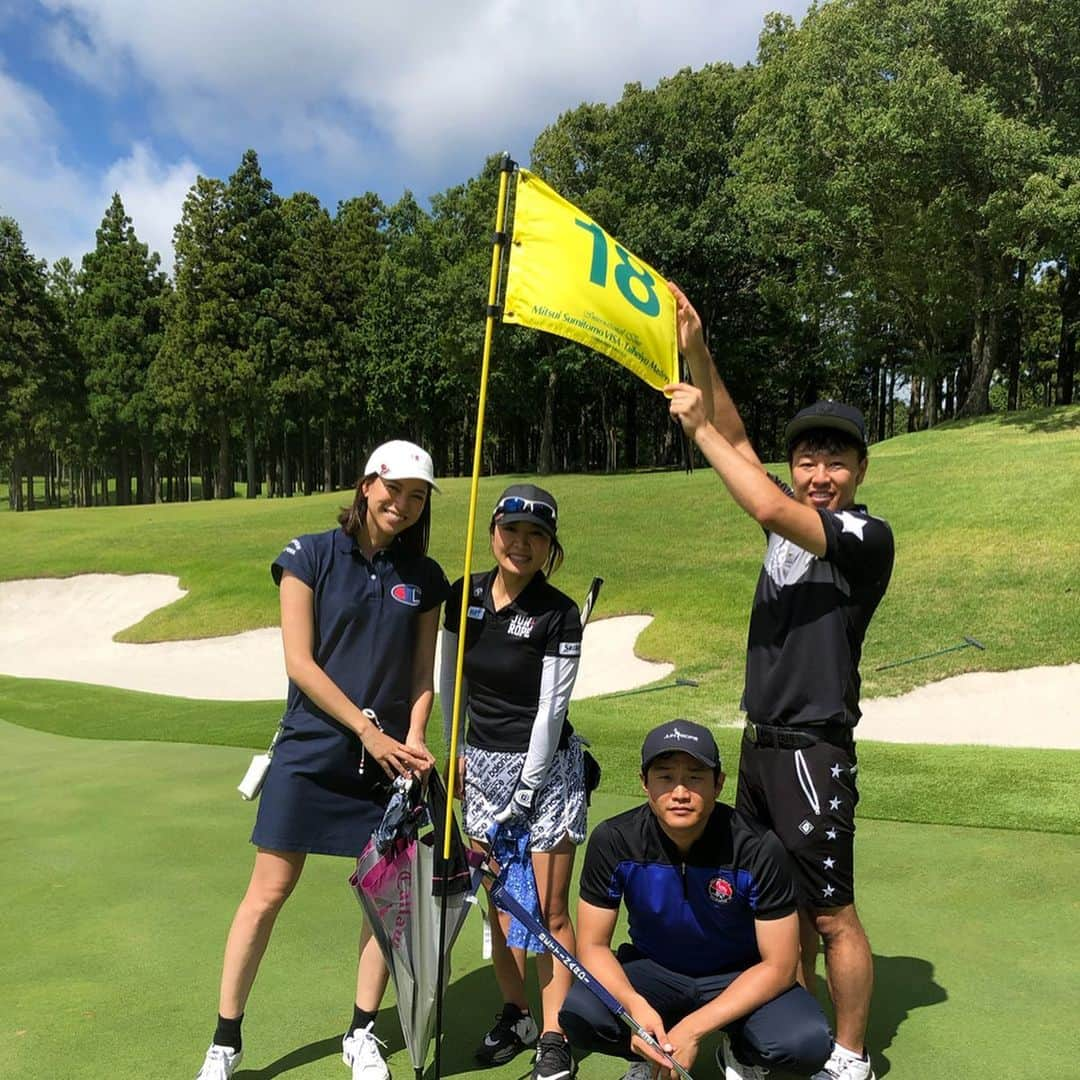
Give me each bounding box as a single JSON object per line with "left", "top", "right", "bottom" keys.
{"left": 503, "top": 169, "right": 678, "bottom": 393}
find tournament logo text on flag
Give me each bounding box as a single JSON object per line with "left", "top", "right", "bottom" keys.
{"left": 503, "top": 170, "right": 678, "bottom": 393}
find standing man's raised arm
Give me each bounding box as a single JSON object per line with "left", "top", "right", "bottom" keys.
{"left": 667, "top": 280, "right": 762, "bottom": 471}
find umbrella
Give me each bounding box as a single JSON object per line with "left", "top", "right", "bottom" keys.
{"left": 350, "top": 772, "right": 478, "bottom": 1080}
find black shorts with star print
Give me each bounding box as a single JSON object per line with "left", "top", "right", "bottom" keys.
{"left": 735, "top": 732, "right": 859, "bottom": 909}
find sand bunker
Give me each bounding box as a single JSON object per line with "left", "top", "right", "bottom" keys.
{"left": 1, "top": 574, "right": 1076, "bottom": 749}
{"left": 0, "top": 574, "right": 672, "bottom": 702}
{"left": 857, "top": 666, "right": 1080, "bottom": 749}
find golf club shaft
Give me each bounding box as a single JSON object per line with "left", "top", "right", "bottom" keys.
{"left": 483, "top": 869, "right": 695, "bottom": 1080}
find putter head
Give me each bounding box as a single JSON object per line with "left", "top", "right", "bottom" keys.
{"left": 964, "top": 636, "right": 986, "bottom": 650}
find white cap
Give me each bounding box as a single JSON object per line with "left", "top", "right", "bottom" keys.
{"left": 363, "top": 440, "right": 440, "bottom": 492}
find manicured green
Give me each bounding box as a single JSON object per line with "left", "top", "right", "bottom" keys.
{"left": 4, "top": 721, "right": 1078, "bottom": 1080}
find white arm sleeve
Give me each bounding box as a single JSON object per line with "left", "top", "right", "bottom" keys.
{"left": 438, "top": 628, "right": 468, "bottom": 748}
{"left": 519, "top": 653, "right": 580, "bottom": 790}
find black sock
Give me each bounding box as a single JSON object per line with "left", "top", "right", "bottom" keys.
{"left": 214, "top": 1013, "right": 243, "bottom": 1052}
{"left": 350, "top": 1005, "right": 376, "bottom": 1036}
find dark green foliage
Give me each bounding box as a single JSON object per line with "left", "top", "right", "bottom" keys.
{"left": 76, "top": 194, "right": 167, "bottom": 505}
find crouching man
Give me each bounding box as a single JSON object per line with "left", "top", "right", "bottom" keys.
{"left": 559, "top": 720, "right": 830, "bottom": 1080}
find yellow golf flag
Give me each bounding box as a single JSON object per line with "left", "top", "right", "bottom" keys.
{"left": 503, "top": 169, "right": 678, "bottom": 392}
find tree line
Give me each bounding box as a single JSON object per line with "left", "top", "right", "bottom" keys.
{"left": 3, "top": 0, "right": 1077, "bottom": 510}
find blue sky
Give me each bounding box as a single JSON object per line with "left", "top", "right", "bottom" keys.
{"left": 1, "top": 1, "right": 808, "bottom": 273}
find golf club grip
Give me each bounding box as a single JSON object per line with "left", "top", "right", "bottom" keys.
{"left": 581, "top": 577, "right": 604, "bottom": 629}
{"left": 486, "top": 872, "right": 694, "bottom": 1080}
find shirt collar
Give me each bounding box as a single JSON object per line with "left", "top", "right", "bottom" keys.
{"left": 339, "top": 527, "right": 394, "bottom": 565}
{"left": 483, "top": 568, "right": 546, "bottom": 614}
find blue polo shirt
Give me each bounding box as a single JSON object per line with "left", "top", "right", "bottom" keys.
{"left": 272, "top": 527, "right": 448, "bottom": 740}
{"left": 578, "top": 803, "right": 795, "bottom": 977}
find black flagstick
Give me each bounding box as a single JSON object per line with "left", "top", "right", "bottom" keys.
{"left": 676, "top": 351, "right": 694, "bottom": 474}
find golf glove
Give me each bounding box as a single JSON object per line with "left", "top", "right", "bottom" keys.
{"left": 493, "top": 783, "right": 535, "bottom": 824}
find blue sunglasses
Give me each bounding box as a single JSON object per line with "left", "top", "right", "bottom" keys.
{"left": 493, "top": 496, "right": 557, "bottom": 528}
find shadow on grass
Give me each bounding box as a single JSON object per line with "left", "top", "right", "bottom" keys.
{"left": 942, "top": 406, "right": 1080, "bottom": 434}
{"left": 233, "top": 967, "right": 510, "bottom": 1079}
{"left": 230, "top": 954, "right": 946, "bottom": 1078}
{"left": 234, "top": 1035, "right": 341, "bottom": 1078}
{"left": 867, "top": 954, "right": 948, "bottom": 1077}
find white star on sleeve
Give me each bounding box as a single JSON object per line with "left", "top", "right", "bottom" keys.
{"left": 830, "top": 763, "right": 842, "bottom": 779}
{"left": 829, "top": 796, "right": 842, "bottom": 810}
{"left": 826, "top": 828, "right": 837, "bottom": 840}
{"left": 823, "top": 857, "right": 836, "bottom": 870}
{"left": 823, "top": 884, "right": 835, "bottom": 898}
{"left": 835, "top": 511, "right": 867, "bottom": 540}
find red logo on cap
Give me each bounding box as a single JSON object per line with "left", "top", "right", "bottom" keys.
{"left": 379, "top": 463, "right": 389, "bottom": 475}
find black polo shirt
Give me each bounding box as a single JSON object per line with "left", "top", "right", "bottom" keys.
{"left": 579, "top": 802, "right": 795, "bottom": 977}
{"left": 443, "top": 569, "right": 581, "bottom": 752}
{"left": 273, "top": 527, "right": 448, "bottom": 739}
{"left": 742, "top": 478, "right": 894, "bottom": 729}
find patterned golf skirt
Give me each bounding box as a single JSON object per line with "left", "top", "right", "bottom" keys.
{"left": 463, "top": 737, "right": 588, "bottom": 851}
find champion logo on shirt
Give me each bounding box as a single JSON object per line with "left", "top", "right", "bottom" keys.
{"left": 507, "top": 614, "right": 537, "bottom": 638}
{"left": 391, "top": 583, "right": 422, "bottom": 607}
{"left": 707, "top": 876, "right": 734, "bottom": 905}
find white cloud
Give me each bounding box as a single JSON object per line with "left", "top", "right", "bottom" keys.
{"left": 100, "top": 143, "right": 199, "bottom": 272}
{"left": 0, "top": 65, "right": 92, "bottom": 263}
{"left": 0, "top": 63, "right": 197, "bottom": 271}
{"left": 8, "top": 0, "right": 810, "bottom": 264}
{"left": 40, "top": 0, "right": 808, "bottom": 172}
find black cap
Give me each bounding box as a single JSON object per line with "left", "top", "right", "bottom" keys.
{"left": 491, "top": 483, "right": 558, "bottom": 537}
{"left": 641, "top": 720, "right": 720, "bottom": 773}
{"left": 784, "top": 401, "right": 867, "bottom": 452}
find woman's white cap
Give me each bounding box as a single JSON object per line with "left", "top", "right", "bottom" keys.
{"left": 363, "top": 440, "right": 441, "bottom": 492}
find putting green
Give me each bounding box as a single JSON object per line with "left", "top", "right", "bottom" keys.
{"left": 4, "top": 721, "right": 1078, "bottom": 1079}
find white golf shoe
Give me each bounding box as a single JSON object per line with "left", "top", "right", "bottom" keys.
{"left": 812, "top": 1043, "right": 876, "bottom": 1080}
{"left": 195, "top": 1043, "right": 242, "bottom": 1079}
{"left": 342, "top": 1022, "right": 390, "bottom": 1080}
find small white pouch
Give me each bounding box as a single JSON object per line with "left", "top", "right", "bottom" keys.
{"left": 237, "top": 724, "right": 282, "bottom": 800}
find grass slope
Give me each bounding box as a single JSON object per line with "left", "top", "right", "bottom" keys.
{"left": 4, "top": 721, "right": 1079, "bottom": 1080}
{"left": 2, "top": 674, "right": 1078, "bottom": 835}
{"left": 1, "top": 407, "right": 1077, "bottom": 696}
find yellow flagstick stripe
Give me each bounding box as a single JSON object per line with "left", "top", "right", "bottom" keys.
{"left": 442, "top": 156, "right": 514, "bottom": 860}
{"left": 504, "top": 169, "right": 678, "bottom": 393}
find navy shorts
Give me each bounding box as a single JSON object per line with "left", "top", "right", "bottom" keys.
{"left": 736, "top": 732, "right": 860, "bottom": 909}
{"left": 252, "top": 710, "right": 390, "bottom": 858}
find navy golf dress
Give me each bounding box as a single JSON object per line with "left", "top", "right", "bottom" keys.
{"left": 252, "top": 527, "right": 448, "bottom": 857}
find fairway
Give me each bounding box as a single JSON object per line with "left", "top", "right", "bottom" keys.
{"left": 4, "top": 721, "right": 1079, "bottom": 1080}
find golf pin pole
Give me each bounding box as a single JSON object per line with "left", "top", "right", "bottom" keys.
{"left": 481, "top": 867, "right": 695, "bottom": 1080}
